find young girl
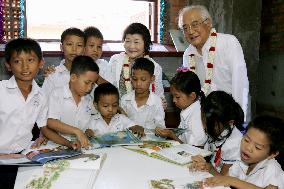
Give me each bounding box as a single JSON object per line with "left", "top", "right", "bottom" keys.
{"left": 155, "top": 67, "right": 207, "bottom": 146}
{"left": 191, "top": 91, "right": 245, "bottom": 175}
{"left": 84, "top": 83, "right": 144, "bottom": 137}
{"left": 108, "top": 23, "right": 166, "bottom": 108}
{"left": 204, "top": 115, "right": 284, "bottom": 189}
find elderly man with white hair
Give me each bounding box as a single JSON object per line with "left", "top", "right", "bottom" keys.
{"left": 179, "top": 5, "right": 249, "bottom": 120}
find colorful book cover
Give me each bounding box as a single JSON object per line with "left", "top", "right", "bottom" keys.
{"left": 25, "top": 146, "right": 82, "bottom": 164}
{"left": 89, "top": 129, "right": 142, "bottom": 148}
{"left": 0, "top": 146, "right": 82, "bottom": 166}
{"left": 142, "top": 128, "right": 188, "bottom": 142}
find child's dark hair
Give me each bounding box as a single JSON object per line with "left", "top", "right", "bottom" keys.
{"left": 170, "top": 70, "right": 205, "bottom": 102}
{"left": 132, "top": 57, "right": 154, "bottom": 76}
{"left": 93, "top": 83, "right": 119, "bottom": 103}
{"left": 61, "top": 27, "right": 85, "bottom": 44}
{"left": 247, "top": 115, "right": 284, "bottom": 168}
{"left": 70, "top": 55, "right": 99, "bottom": 76}
{"left": 84, "top": 26, "right": 104, "bottom": 40}
{"left": 202, "top": 91, "right": 244, "bottom": 142}
{"left": 5, "top": 38, "right": 43, "bottom": 63}
{"left": 122, "top": 23, "right": 152, "bottom": 54}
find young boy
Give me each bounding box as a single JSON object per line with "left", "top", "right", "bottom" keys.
{"left": 120, "top": 57, "right": 165, "bottom": 130}
{"left": 41, "top": 55, "right": 100, "bottom": 149}
{"left": 85, "top": 83, "right": 145, "bottom": 138}
{"left": 0, "top": 38, "right": 48, "bottom": 187}
{"left": 41, "top": 27, "right": 85, "bottom": 96}
{"left": 84, "top": 26, "right": 109, "bottom": 83}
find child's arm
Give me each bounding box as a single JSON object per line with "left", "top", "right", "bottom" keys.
{"left": 155, "top": 127, "right": 183, "bottom": 143}
{"left": 41, "top": 126, "right": 81, "bottom": 150}
{"left": 47, "top": 118, "right": 90, "bottom": 148}
{"left": 190, "top": 155, "right": 231, "bottom": 176}
{"left": 204, "top": 176, "right": 277, "bottom": 189}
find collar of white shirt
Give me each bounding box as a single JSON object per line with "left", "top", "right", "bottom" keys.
{"left": 238, "top": 158, "right": 272, "bottom": 176}
{"left": 180, "top": 100, "right": 200, "bottom": 121}
{"left": 124, "top": 91, "right": 156, "bottom": 107}
{"left": 62, "top": 84, "right": 91, "bottom": 102}
{"left": 7, "top": 75, "right": 41, "bottom": 95}
{"left": 56, "top": 59, "right": 68, "bottom": 73}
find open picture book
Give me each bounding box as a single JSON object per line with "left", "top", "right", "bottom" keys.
{"left": 0, "top": 145, "right": 82, "bottom": 166}
{"left": 25, "top": 153, "right": 107, "bottom": 189}
{"left": 149, "top": 176, "right": 228, "bottom": 189}
{"left": 89, "top": 129, "right": 143, "bottom": 148}
{"left": 142, "top": 128, "right": 188, "bottom": 142}
{"left": 126, "top": 142, "right": 212, "bottom": 166}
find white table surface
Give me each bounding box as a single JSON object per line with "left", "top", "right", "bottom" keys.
{"left": 14, "top": 146, "right": 228, "bottom": 189}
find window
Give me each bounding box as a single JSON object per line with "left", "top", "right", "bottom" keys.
{"left": 26, "top": 0, "right": 157, "bottom": 42}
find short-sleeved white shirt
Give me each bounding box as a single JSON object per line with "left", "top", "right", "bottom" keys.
{"left": 178, "top": 100, "right": 207, "bottom": 146}
{"left": 86, "top": 113, "right": 136, "bottom": 135}
{"left": 41, "top": 59, "right": 70, "bottom": 96}
{"left": 206, "top": 126, "right": 243, "bottom": 172}
{"left": 121, "top": 91, "right": 165, "bottom": 129}
{"left": 229, "top": 158, "right": 284, "bottom": 188}
{"left": 96, "top": 58, "right": 109, "bottom": 82}
{"left": 108, "top": 52, "right": 164, "bottom": 98}
{"left": 47, "top": 84, "right": 94, "bottom": 132}
{"left": 183, "top": 33, "right": 249, "bottom": 119}
{"left": 0, "top": 76, "right": 47, "bottom": 153}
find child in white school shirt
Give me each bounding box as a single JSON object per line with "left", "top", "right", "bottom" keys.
{"left": 41, "top": 56, "right": 99, "bottom": 149}
{"left": 155, "top": 68, "right": 207, "bottom": 146}
{"left": 204, "top": 115, "right": 284, "bottom": 189}
{"left": 41, "top": 27, "right": 85, "bottom": 96}
{"left": 191, "top": 91, "right": 245, "bottom": 175}
{"left": 0, "top": 38, "right": 50, "bottom": 188}
{"left": 85, "top": 83, "right": 145, "bottom": 138}
{"left": 84, "top": 26, "right": 110, "bottom": 83}
{"left": 120, "top": 57, "right": 165, "bottom": 130}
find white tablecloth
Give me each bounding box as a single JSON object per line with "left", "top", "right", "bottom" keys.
{"left": 14, "top": 146, "right": 228, "bottom": 189}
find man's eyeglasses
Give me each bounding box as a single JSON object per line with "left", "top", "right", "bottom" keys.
{"left": 181, "top": 18, "right": 208, "bottom": 32}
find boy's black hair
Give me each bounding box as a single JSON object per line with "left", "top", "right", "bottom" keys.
{"left": 201, "top": 91, "right": 244, "bottom": 142}
{"left": 132, "top": 57, "right": 154, "bottom": 76}
{"left": 61, "top": 27, "right": 85, "bottom": 44}
{"left": 5, "top": 38, "right": 43, "bottom": 63}
{"left": 122, "top": 22, "right": 152, "bottom": 54}
{"left": 247, "top": 115, "right": 284, "bottom": 168}
{"left": 70, "top": 55, "right": 99, "bottom": 76}
{"left": 84, "top": 26, "right": 104, "bottom": 40}
{"left": 93, "top": 83, "right": 119, "bottom": 103}
{"left": 170, "top": 70, "right": 205, "bottom": 102}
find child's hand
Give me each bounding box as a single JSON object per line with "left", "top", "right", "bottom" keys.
{"left": 43, "top": 65, "right": 56, "bottom": 78}
{"left": 85, "top": 129, "right": 95, "bottom": 138}
{"left": 161, "top": 97, "right": 167, "bottom": 110}
{"left": 31, "top": 133, "right": 48, "bottom": 149}
{"left": 68, "top": 140, "right": 81, "bottom": 150}
{"left": 155, "top": 127, "right": 176, "bottom": 139}
{"left": 129, "top": 125, "right": 145, "bottom": 138}
{"left": 75, "top": 129, "right": 91, "bottom": 149}
{"left": 117, "top": 107, "right": 127, "bottom": 116}
{"left": 191, "top": 155, "right": 209, "bottom": 172}
{"left": 204, "top": 176, "right": 231, "bottom": 187}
